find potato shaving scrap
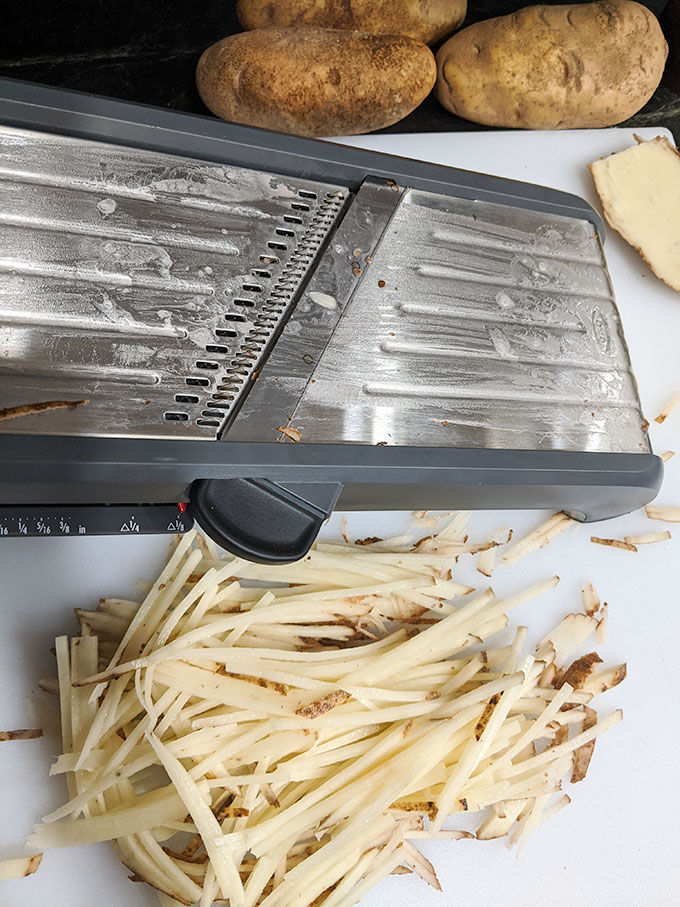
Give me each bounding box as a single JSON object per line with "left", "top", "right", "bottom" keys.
{"left": 645, "top": 505, "right": 680, "bottom": 522}
{"left": 654, "top": 390, "right": 680, "bottom": 424}
{"left": 596, "top": 604, "right": 608, "bottom": 644}
{"left": 0, "top": 853, "right": 43, "bottom": 880}
{"left": 582, "top": 583, "right": 600, "bottom": 617}
{"left": 501, "top": 512, "right": 573, "bottom": 566}
{"left": 0, "top": 399, "right": 88, "bottom": 422}
{"left": 476, "top": 545, "right": 496, "bottom": 578}
{"left": 0, "top": 728, "right": 43, "bottom": 741}
{"left": 16, "top": 520, "right": 624, "bottom": 906}
{"left": 590, "top": 537, "right": 637, "bottom": 552}
{"left": 623, "top": 531, "right": 671, "bottom": 545}
{"left": 277, "top": 425, "right": 302, "bottom": 442}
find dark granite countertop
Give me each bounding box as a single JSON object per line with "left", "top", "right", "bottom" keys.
{"left": 2, "top": 0, "right": 679, "bottom": 142}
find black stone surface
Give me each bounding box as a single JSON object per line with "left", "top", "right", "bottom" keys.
{"left": 1, "top": 0, "right": 678, "bottom": 141}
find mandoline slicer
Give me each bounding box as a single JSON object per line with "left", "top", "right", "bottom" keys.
{"left": 0, "top": 79, "right": 661, "bottom": 562}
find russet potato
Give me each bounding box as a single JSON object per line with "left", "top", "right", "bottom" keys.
{"left": 435, "top": 0, "right": 668, "bottom": 129}
{"left": 197, "top": 27, "right": 436, "bottom": 137}
{"left": 236, "top": 0, "right": 467, "bottom": 45}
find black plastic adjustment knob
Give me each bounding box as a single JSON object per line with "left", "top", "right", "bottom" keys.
{"left": 189, "top": 477, "right": 342, "bottom": 564}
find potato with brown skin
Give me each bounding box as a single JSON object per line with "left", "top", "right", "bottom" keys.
{"left": 436, "top": 0, "right": 668, "bottom": 129}
{"left": 236, "top": 0, "right": 467, "bottom": 46}
{"left": 196, "top": 28, "right": 436, "bottom": 137}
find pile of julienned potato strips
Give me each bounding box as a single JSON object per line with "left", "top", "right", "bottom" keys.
{"left": 1, "top": 511, "right": 629, "bottom": 907}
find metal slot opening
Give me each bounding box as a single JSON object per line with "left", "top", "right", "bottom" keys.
{"left": 260, "top": 255, "right": 279, "bottom": 264}
{"left": 283, "top": 215, "right": 303, "bottom": 225}
{"left": 233, "top": 298, "right": 255, "bottom": 307}
{"left": 267, "top": 241, "right": 287, "bottom": 251}
{"left": 276, "top": 228, "right": 295, "bottom": 238}
{"left": 175, "top": 393, "right": 199, "bottom": 404}
{"left": 251, "top": 269, "right": 272, "bottom": 278}
{"left": 164, "top": 411, "right": 189, "bottom": 422}
{"left": 242, "top": 283, "right": 263, "bottom": 293}
{"left": 186, "top": 376, "right": 210, "bottom": 387}
{"left": 206, "top": 344, "right": 229, "bottom": 354}
{"left": 195, "top": 360, "right": 219, "bottom": 370}
{"left": 299, "top": 190, "right": 317, "bottom": 199}
{"left": 206, "top": 400, "right": 230, "bottom": 409}
{"left": 291, "top": 203, "right": 310, "bottom": 212}
{"left": 225, "top": 313, "right": 246, "bottom": 322}
{"left": 216, "top": 328, "right": 238, "bottom": 338}
{"left": 197, "top": 418, "right": 221, "bottom": 427}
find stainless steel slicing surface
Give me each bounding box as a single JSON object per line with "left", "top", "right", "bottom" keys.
{"left": 0, "top": 124, "right": 647, "bottom": 455}
{"left": 0, "top": 126, "right": 348, "bottom": 439}
{"left": 233, "top": 185, "right": 648, "bottom": 454}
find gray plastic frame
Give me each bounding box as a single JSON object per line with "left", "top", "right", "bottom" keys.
{"left": 0, "top": 78, "right": 661, "bottom": 527}
{"left": 0, "top": 433, "right": 662, "bottom": 524}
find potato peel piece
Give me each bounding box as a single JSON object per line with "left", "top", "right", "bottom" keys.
{"left": 590, "top": 136, "right": 680, "bottom": 293}
{"left": 0, "top": 399, "right": 88, "bottom": 422}
{"left": 277, "top": 425, "right": 302, "bottom": 442}
{"left": 590, "top": 537, "right": 637, "bottom": 552}
{"left": 554, "top": 652, "right": 603, "bottom": 690}
{"left": 295, "top": 690, "right": 351, "bottom": 718}
{"left": 572, "top": 706, "right": 598, "bottom": 783}
{"left": 390, "top": 800, "right": 438, "bottom": 822}
{"left": 579, "top": 664, "right": 627, "bottom": 696}
{"left": 0, "top": 728, "right": 43, "bottom": 741}
{"left": 551, "top": 723, "right": 570, "bottom": 747}
{"left": 474, "top": 693, "right": 501, "bottom": 740}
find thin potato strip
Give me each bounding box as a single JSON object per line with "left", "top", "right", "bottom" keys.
{"left": 502, "top": 710, "right": 623, "bottom": 780}
{"left": 645, "top": 505, "right": 680, "bottom": 522}
{"left": 500, "top": 513, "right": 572, "bottom": 566}
{"left": 623, "top": 531, "right": 671, "bottom": 545}
{"left": 29, "top": 785, "right": 189, "bottom": 848}
{"left": 147, "top": 733, "right": 245, "bottom": 906}
{"left": 654, "top": 389, "right": 680, "bottom": 424}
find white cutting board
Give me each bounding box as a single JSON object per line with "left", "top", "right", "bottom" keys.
{"left": 1, "top": 127, "right": 679, "bottom": 907}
